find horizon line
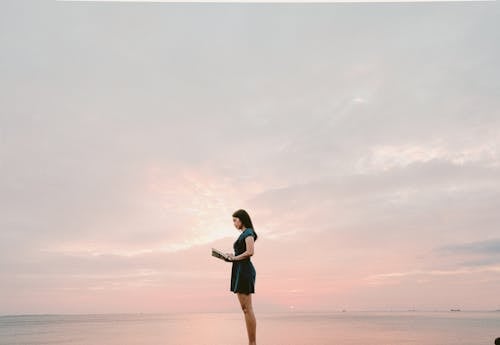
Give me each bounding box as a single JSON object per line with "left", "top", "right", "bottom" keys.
{"left": 3, "top": 309, "right": 500, "bottom": 317}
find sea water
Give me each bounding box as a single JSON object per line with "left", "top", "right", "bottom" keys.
{"left": 1, "top": 311, "right": 499, "bottom": 345}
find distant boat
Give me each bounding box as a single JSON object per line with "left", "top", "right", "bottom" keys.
{"left": 450, "top": 309, "right": 461, "bottom": 312}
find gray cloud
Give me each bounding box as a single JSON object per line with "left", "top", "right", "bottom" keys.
{"left": 436, "top": 238, "right": 500, "bottom": 255}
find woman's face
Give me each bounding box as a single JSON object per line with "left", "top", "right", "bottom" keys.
{"left": 233, "top": 217, "right": 243, "bottom": 230}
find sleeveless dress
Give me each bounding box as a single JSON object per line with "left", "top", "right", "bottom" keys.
{"left": 230, "top": 228, "right": 257, "bottom": 294}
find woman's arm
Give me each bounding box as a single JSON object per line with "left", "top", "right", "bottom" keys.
{"left": 231, "top": 236, "right": 254, "bottom": 261}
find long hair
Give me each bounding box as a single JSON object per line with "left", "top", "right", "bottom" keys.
{"left": 232, "top": 209, "right": 258, "bottom": 241}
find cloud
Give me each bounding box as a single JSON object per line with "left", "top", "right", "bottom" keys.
{"left": 355, "top": 142, "right": 499, "bottom": 174}
{"left": 431, "top": 238, "right": 500, "bottom": 269}
{"left": 1, "top": 0, "right": 500, "bottom": 313}
{"left": 437, "top": 238, "right": 500, "bottom": 255}
{"left": 364, "top": 265, "right": 500, "bottom": 286}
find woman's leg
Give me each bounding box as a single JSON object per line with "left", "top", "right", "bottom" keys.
{"left": 237, "top": 292, "right": 256, "bottom": 345}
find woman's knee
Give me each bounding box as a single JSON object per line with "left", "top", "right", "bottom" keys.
{"left": 241, "top": 303, "right": 253, "bottom": 313}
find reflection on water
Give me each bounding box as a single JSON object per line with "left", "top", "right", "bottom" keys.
{"left": 0, "top": 311, "right": 499, "bottom": 345}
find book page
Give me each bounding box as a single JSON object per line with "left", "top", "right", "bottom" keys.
{"left": 212, "top": 248, "right": 230, "bottom": 262}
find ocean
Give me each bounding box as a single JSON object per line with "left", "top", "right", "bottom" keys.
{"left": 0, "top": 311, "right": 498, "bottom": 345}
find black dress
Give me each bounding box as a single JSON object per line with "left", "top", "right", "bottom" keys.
{"left": 230, "top": 228, "right": 256, "bottom": 294}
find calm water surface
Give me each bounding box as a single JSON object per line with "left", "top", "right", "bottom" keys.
{"left": 1, "top": 311, "right": 499, "bottom": 345}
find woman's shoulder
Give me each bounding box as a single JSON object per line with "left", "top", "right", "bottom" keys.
{"left": 238, "top": 228, "right": 253, "bottom": 237}
{"left": 243, "top": 228, "right": 255, "bottom": 238}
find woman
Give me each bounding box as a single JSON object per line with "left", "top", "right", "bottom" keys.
{"left": 226, "top": 209, "right": 258, "bottom": 345}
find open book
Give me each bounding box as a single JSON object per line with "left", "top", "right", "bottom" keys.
{"left": 212, "top": 248, "right": 231, "bottom": 262}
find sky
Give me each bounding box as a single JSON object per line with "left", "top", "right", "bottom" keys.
{"left": 1, "top": 0, "right": 499, "bottom": 315}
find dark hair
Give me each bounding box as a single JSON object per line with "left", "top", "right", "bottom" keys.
{"left": 495, "top": 337, "right": 500, "bottom": 345}
{"left": 232, "top": 209, "right": 258, "bottom": 241}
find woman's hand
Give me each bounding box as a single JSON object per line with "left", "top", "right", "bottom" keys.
{"left": 226, "top": 253, "right": 235, "bottom": 261}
